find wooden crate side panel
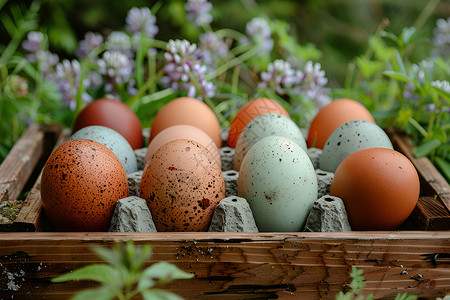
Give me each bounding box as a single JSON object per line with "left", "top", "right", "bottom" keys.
{"left": 13, "top": 129, "right": 69, "bottom": 232}
{"left": 0, "top": 124, "right": 44, "bottom": 203}
{"left": 0, "top": 232, "right": 449, "bottom": 299}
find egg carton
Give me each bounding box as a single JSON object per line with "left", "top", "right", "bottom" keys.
{"left": 1, "top": 124, "right": 450, "bottom": 298}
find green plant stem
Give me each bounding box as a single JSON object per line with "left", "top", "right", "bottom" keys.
{"left": 413, "top": 0, "right": 440, "bottom": 34}
{"left": 409, "top": 118, "right": 429, "bottom": 137}
{"left": 186, "top": 70, "right": 222, "bottom": 120}
{"left": 214, "top": 28, "right": 247, "bottom": 41}
{"left": 126, "top": 68, "right": 164, "bottom": 108}
{"left": 205, "top": 46, "right": 259, "bottom": 81}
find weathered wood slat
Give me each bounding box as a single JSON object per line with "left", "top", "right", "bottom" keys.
{"left": 12, "top": 129, "right": 69, "bottom": 232}
{"left": 390, "top": 130, "right": 450, "bottom": 231}
{"left": 390, "top": 131, "right": 450, "bottom": 211}
{"left": 0, "top": 124, "right": 44, "bottom": 203}
{"left": 0, "top": 232, "right": 449, "bottom": 299}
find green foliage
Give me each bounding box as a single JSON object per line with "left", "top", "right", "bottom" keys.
{"left": 336, "top": 267, "right": 417, "bottom": 300}
{"left": 52, "top": 241, "right": 193, "bottom": 300}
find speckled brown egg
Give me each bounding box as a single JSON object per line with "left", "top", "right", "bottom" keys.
{"left": 41, "top": 139, "right": 128, "bottom": 231}
{"left": 140, "top": 139, "right": 225, "bottom": 232}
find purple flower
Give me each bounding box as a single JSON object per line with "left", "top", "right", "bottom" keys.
{"left": 432, "top": 17, "right": 450, "bottom": 56}
{"left": 258, "top": 59, "right": 301, "bottom": 95}
{"left": 126, "top": 7, "right": 158, "bottom": 38}
{"left": 245, "top": 17, "right": 273, "bottom": 52}
{"left": 294, "top": 61, "right": 330, "bottom": 108}
{"left": 76, "top": 32, "right": 104, "bottom": 58}
{"left": 22, "top": 31, "right": 59, "bottom": 75}
{"left": 22, "top": 31, "right": 43, "bottom": 53}
{"left": 54, "top": 59, "right": 92, "bottom": 110}
{"left": 106, "top": 31, "right": 133, "bottom": 58}
{"left": 197, "top": 31, "right": 228, "bottom": 66}
{"left": 98, "top": 51, "right": 134, "bottom": 88}
{"left": 185, "top": 0, "right": 213, "bottom": 27}
{"left": 161, "top": 39, "right": 216, "bottom": 100}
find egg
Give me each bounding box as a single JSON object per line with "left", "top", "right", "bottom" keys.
{"left": 69, "top": 126, "right": 138, "bottom": 174}
{"left": 238, "top": 136, "right": 317, "bottom": 232}
{"left": 234, "top": 113, "right": 307, "bottom": 171}
{"left": 145, "top": 124, "right": 221, "bottom": 167}
{"left": 41, "top": 139, "right": 128, "bottom": 231}
{"left": 140, "top": 139, "right": 225, "bottom": 232}
{"left": 227, "top": 98, "right": 290, "bottom": 148}
{"left": 149, "top": 97, "right": 222, "bottom": 148}
{"left": 319, "top": 120, "right": 393, "bottom": 172}
{"left": 307, "top": 98, "right": 375, "bottom": 149}
{"left": 73, "top": 98, "right": 144, "bottom": 149}
{"left": 331, "top": 148, "right": 420, "bottom": 230}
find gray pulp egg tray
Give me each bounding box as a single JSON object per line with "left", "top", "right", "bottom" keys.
{"left": 0, "top": 123, "right": 449, "bottom": 299}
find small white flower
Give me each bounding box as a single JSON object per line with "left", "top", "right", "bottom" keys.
{"left": 185, "top": 0, "right": 213, "bottom": 27}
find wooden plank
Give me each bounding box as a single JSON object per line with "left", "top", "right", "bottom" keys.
{"left": 390, "top": 131, "right": 450, "bottom": 210}
{"left": 389, "top": 130, "right": 450, "bottom": 230}
{"left": 0, "top": 232, "right": 449, "bottom": 299}
{"left": 0, "top": 124, "right": 44, "bottom": 203}
{"left": 12, "top": 129, "right": 69, "bottom": 232}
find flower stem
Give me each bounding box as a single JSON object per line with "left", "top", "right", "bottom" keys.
{"left": 205, "top": 46, "right": 258, "bottom": 81}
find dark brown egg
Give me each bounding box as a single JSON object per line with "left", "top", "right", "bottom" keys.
{"left": 72, "top": 98, "right": 144, "bottom": 149}
{"left": 41, "top": 139, "right": 128, "bottom": 231}
{"left": 140, "top": 139, "right": 225, "bottom": 232}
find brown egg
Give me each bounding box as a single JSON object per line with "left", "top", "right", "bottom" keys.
{"left": 41, "top": 139, "right": 128, "bottom": 231}
{"left": 307, "top": 98, "right": 375, "bottom": 149}
{"left": 72, "top": 98, "right": 144, "bottom": 149}
{"left": 331, "top": 148, "right": 420, "bottom": 230}
{"left": 140, "top": 139, "right": 225, "bottom": 232}
{"left": 227, "top": 98, "right": 290, "bottom": 148}
{"left": 144, "top": 124, "right": 221, "bottom": 167}
{"left": 149, "top": 97, "right": 222, "bottom": 148}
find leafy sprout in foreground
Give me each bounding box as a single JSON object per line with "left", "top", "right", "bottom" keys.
{"left": 52, "top": 241, "right": 194, "bottom": 300}
{"left": 335, "top": 266, "right": 417, "bottom": 300}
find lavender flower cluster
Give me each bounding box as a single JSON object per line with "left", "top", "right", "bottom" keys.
{"left": 259, "top": 59, "right": 330, "bottom": 108}
{"left": 161, "top": 39, "right": 216, "bottom": 100}
{"left": 432, "top": 17, "right": 450, "bottom": 57}
{"left": 21, "top": 7, "right": 159, "bottom": 110}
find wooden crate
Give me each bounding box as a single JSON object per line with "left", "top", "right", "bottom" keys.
{"left": 0, "top": 124, "right": 449, "bottom": 299}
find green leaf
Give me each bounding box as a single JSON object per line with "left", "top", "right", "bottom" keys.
{"left": 91, "top": 246, "right": 122, "bottom": 269}
{"left": 383, "top": 70, "right": 409, "bottom": 82}
{"left": 141, "top": 289, "right": 184, "bottom": 300}
{"left": 401, "top": 27, "right": 416, "bottom": 47}
{"left": 393, "top": 50, "right": 407, "bottom": 74}
{"left": 71, "top": 285, "right": 119, "bottom": 300}
{"left": 435, "top": 156, "right": 450, "bottom": 182}
{"left": 51, "top": 264, "right": 120, "bottom": 284}
{"left": 143, "top": 262, "right": 194, "bottom": 285}
{"left": 394, "top": 292, "right": 418, "bottom": 300}
{"left": 413, "top": 139, "right": 441, "bottom": 158}
{"left": 356, "top": 57, "right": 384, "bottom": 79}
{"left": 380, "top": 31, "right": 398, "bottom": 43}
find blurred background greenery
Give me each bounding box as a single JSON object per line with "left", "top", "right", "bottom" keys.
{"left": 2, "top": 0, "right": 448, "bottom": 87}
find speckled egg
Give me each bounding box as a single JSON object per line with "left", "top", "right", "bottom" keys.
{"left": 234, "top": 113, "right": 307, "bottom": 171}
{"left": 69, "top": 126, "right": 138, "bottom": 174}
{"left": 319, "top": 120, "right": 393, "bottom": 172}
{"left": 238, "top": 136, "right": 317, "bottom": 232}
{"left": 140, "top": 139, "right": 225, "bottom": 232}
{"left": 41, "top": 139, "right": 128, "bottom": 231}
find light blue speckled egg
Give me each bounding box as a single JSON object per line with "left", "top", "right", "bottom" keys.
{"left": 234, "top": 113, "right": 307, "bottom": 171}
{"left": 69, "top": 125, "right": 138, "bottom": 173}
{"left": 319, "top": 120, "right": 393, "bottom": 173}
{"left": 238, "top": 136, "right": 317, "bottom": 232}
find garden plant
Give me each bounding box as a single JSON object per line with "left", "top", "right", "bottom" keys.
{"left": 0, "top": 0, "right": 448, "bottom": 181}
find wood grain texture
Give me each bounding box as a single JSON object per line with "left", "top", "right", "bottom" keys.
{"left": 12, "top": 128, "right": 68, "bottom": 232}
{"left": 389, "top": 130, "right": 450, "bottom": 231}
{"left": 390, "top": 130, "right": 450, "bottom": 210}
{"left": 0, "top": 124, "right": 44, "bottom": 203}
{"left": 0, "top": 232, "right": 449, "bottom": 299}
